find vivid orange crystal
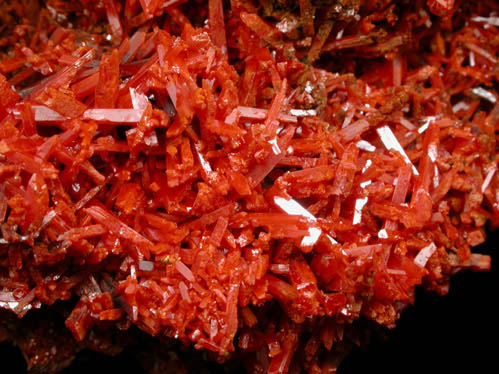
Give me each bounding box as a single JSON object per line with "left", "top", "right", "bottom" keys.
{"left": 0, "top": 0, "right": 498, "bottom": 373}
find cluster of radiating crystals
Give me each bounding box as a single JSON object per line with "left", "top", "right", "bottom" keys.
{"left": 0, "top": 0, "right": 498, "bottom": 373}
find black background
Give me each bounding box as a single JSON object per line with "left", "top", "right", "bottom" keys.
{"left": 1, "top": 232, "right": 497, "bottom": 374}
{"left": 340, "top": 231, "right": 498, "bottom": 374}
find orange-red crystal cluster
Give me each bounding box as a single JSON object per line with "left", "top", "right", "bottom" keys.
{"left": 0, "top": 0, "right": 498, "bottom": 373}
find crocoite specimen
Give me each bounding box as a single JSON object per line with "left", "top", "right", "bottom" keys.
{"left": 0, "top": 0, "right": 498, "bottom": 373}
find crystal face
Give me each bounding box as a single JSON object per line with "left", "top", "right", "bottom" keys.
{"left": 0, "top": 0, "right": 497, "bottom": 373}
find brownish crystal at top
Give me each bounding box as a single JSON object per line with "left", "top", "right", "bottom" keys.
{"left": 0, "top": 0, "right": 498, "bottom": 373}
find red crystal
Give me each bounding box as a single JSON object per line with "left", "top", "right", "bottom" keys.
{"left": 0, "top": 0, "right": 498, "bottom": 373}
